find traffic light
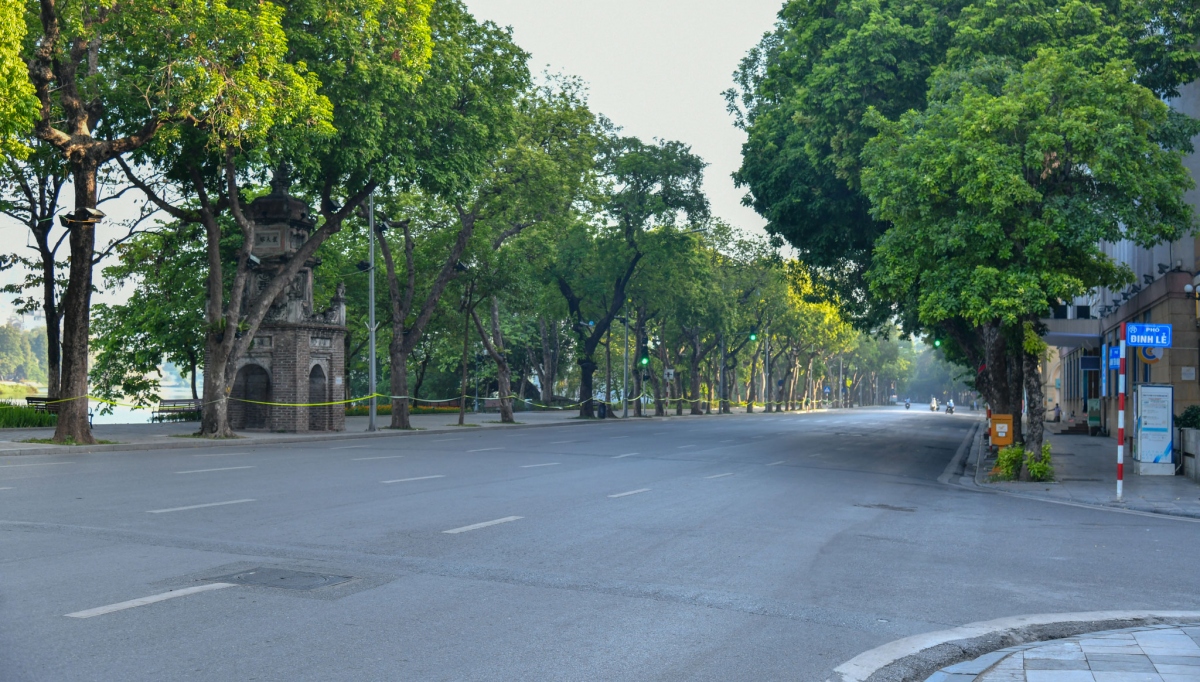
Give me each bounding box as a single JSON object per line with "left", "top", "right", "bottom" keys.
{"left": 639, "top": 355, "right": 650, "bottom": 366}
{"left": 638, "top": 338, "right": 650, "bottom": 366}
{"left": 934, "top": 338, "right": 942, "bottom": 347}
{"left": 749, "top": 329, "right": 758, "bottom": 342}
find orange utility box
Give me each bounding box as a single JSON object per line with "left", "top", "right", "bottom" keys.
{"left": 991, "top": 414, "right": 1014, "bottom": 447}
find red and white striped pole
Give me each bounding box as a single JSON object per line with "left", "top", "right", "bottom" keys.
{"left": 1117, "top": 323, "right": 1126, "bottom": 500}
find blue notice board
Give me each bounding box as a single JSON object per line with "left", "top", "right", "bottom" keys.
{"left": 1127, "top": 323, "right": 1172, "bottom": 348}
{"left": 1108, "top": 346, "right": 1121, "bottom": 369}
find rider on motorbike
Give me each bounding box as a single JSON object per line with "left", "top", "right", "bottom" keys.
{"left": 930, "top": 397, "right": 938, "bottom": 411}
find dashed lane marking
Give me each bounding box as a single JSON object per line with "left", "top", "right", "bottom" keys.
{"left": 520, "top": 462, "right": 560, "bottom": 468}
{"left": 382, "top": 475, "right": 445, "bottom": 484}
{"left": 443, "top": 516, "right": 523, "bottom": 534}
{"left": 767, "top": 461, "right": 785, "bottom": 466}
{"left": 175, "top": 466, "right": 255, "bottom": 475}
{"left": 0, "top": 462, "right": 73, "bottom": 468}
{"left": 353, "top": 455, "right": 405, "bottom": 461}
{"left": 331, "top": 445, "right": 371, "bottom": 450}
{"left": 676, "top": 445, "right": 696, "bottom": 449}
{"left": 549, "top": 440, "right": 578, "bottom": 444}
{"left": 468, "top": 447, "right": 502, "bottom": 453}
{"left": 705, "top": 473, "right": 734, "bottom": 479}
{"left": 193, "top": 452, "right": 251, "bottom": 457}
{"left": 612, "top": 453, "right": 639, "bottom": 458}
{"left": 65, "top": 583, "right": 236, "bottom": 619}
{"left": 608, "top": 488, "right": 650, "bottom": 498}
{"left": 147, "top": 499, "right": 255, "bottom": 514}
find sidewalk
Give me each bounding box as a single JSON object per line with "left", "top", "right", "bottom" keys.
{"left": 974, "top": 430, "right": 1200, "bottom": 520}
{"left": 0, "top": 409, "right": 592, "bottom": 457}
{"left": 927, "top": 623, "right": 1200, "bottom": 681}
{"left": 0, "top": 407, "right": 783, "bottom": 457}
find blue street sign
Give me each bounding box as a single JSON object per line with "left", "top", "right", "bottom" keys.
{"left": 1108, "top": 346, "right": 1121, "bottom": 370}
{"left": 1126, "top": 323, "right": 1172, "bottom": 348}
{"left": 824, "top": 386, "right": 831, "bottom": 394}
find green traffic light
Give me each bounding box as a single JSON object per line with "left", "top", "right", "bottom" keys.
{"left": 749, "top": 333, "right": 757, "bottom": 341}
{"left": 934, "top": 339, "right": 942, "bottom": 347}
{"left": 640, "top": 357, "right": 649, "bottom": 366}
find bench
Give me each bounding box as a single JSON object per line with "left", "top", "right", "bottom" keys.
{"left": 152, "top": 399, "right": 203, "bottom": 422}
{"left": 25, "top": 397, "right": 93, "bottom": 426}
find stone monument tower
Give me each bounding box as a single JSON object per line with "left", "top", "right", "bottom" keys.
{"left": 228, "top": 168, "right": 347, "bottom": 432}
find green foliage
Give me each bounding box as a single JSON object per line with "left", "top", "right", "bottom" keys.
{"left": 0, "top": 323, "right": 47, "bottom": 383}
{"left": 864, "top": 50, "right": 1197, "bottom": 330}
{"left": 0, "top": 0, "right": 36, "bottom": 156}
{"left": 993, "top": 444, "right": 1025, "bottom": 480}
{"left": 1177, "top": 405, "right": 1200, "bottom": 430}
{"left": 0, "top": 401, "right": 56, "bottom": 428}
{"left": 1027, "top": 443, "right": 1054, "bottom": 482}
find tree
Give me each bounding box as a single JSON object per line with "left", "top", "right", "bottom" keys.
{"left": 0, "top": 0, "right": 36, "bottom": 155}
{"left": 552, "top": 134, "right": 709, "bottom": 417}
{"left": 121, "top": 0, "right": 432, "bottom": 437}
{"left": 863, "top": 50, "right": 1199, "bottom": 457}
{"left": 90, "top": 224, "right": 215, "bottom": 409}
{"left": 21, "top": 0, "right": 337, "bottom": 442}
{"left": 373, "top": 2, "right": 533, "bottom": 430}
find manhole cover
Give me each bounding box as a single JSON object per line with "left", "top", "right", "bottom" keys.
{"left": 203, "top": 567, "right": 353, "bottom": 591}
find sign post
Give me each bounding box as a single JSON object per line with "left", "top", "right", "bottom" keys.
{"left": 1119, "top": 322, "right": 1173, "bottom": 499}
{"left": 1117, "top": 323, "right": 1126, "bottom": 500}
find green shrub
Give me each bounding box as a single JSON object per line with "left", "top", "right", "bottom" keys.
{"left": 1177, "top": 405, "right": 1200, "bottom": 430}
{"left": 993, "top": 445, "right": 1024, "bottom": 480}
{"left": 0, "top": 401, "right": 58, "bottom": 428}
{"left": 1026, "top": 443, "right": 1054, "bottom": 482}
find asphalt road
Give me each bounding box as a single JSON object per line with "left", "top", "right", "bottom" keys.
{"left": 3, "top": 407, "right": 1198, "bottom": 681}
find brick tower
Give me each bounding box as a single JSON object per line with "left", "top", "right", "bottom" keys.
{"left": 227, "top": 168, "right": 347, "bottom": 432}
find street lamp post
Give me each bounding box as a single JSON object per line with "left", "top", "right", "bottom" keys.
{"left": 622, "top": 311, "right": 629, "bottom": 418}
{"left": 367, "top": 194, "right": 378, "bottom": 432}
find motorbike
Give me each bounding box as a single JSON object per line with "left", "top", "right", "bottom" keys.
{"left": 904, "top": 401, "right": 911, "bottom": 410}
{"left": 946, "top": 404, "right": 955, "bottom": 414}
{"left": 929, "top": 402, "right": 937, "bottom": 412}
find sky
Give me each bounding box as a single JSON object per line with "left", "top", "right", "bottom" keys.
{"left": 0, "top": 0, "right": 785, "bottom": 321}
{"left": 464, "top": 0, "right": 782, "bottom": 231}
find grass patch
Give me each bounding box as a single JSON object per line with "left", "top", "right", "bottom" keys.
{"left": 20, "top": 437, "right": 118, "bottom": 445}
{"left": 0, "top": 383, "right": 38, "bottom": 400}
{"left": 484, "top": 420, "right": 524, "bottom": 424}
{"left": 445, "top": 422, "right": 481, "bottom": 427}
{"left": 0, "top": 401, "right": 57, "bottom": 428}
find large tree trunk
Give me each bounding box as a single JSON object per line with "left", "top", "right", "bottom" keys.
{"left": 52, "top": 162, "right": 99, "bottom": 444}
{"left": 689, "top": 350, "right": 704, "bottom": 415}
{"left": 38, "top": 238, "right": 62, "bottom": 400}
{"left": 538, "top": 318, "right": 559, "bottom": 404}
{"left": 577, "top": 356, "right": 597, "bottom": 418}
{"left": 200, "top": 337, "right": 236, "bottom": 438}
{"left": 389, "top": 347, "right": 413, "bottom": 429}
{"left": 473, "top": 297, "right": 514, "bottom": 424}
{"left": 1020, "top": 335, "right": 1046, "bottom": 478}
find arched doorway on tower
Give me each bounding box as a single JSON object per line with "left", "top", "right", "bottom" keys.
{"left": 309, "top": 364, "right": 328, "bottom": 431}
{"left": 231, "top": 364, "right": 271, "bottom": 430}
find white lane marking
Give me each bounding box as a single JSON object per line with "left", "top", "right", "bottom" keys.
{"left": 608, "top": 488, "right": 650, "bottom": 498}
{"left": 0, "top": 487, "right": 12, "bottom": 490}
{"left": 767, "top": 461, "right": 786, "bottom": 466}
{"left": 549, "top": 440, "right": 577, "bottom": 444}
{"left": 193, "top": 452, "right": 251, "bottom": 457}
{"left": 65, "top": 583, "right": 236, "bottom": 619}
{"left": 332, "top": 445, "right": 371, "bottom": 450}
{"left": 719, "top": 440, "right": 734, "bottom": 443}
{"left": 175, "top": 466, "right": 255, "bottom": 474}
{"left": 0, "top": 462, "right": 72, "bottom": 468}
{"left": 382, "top": 475, "right": 445, "bottom": 484}
{"left": 705, "top": 473, "right": 734, "bottom": 479}
{"left": 443, "top": 516, "right": 523, "bottom": 534}
{"left": 520, "top": 462, "right": 560, "bottom": 468}
{"left": 433, "top": 438, "right": 463, "bottom": 442}
{"left": 467, "top": 447, "right": 501, "bottom": 452}
{"left": 609, "top": 436, "right": 629, "bottom": 439}
{"left": 353, "top": 455, "right": 405, "bottom": 461}
{"left": 676, "top": 445, "right": 696, "bottom": 449}
{"left": 147, "top": 499, "right": 255, "bottom": 514}
{"left": 612, "top": 453, "right": 639, "bottom": 459}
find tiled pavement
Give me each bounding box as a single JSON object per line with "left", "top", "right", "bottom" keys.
{"left": 927, "top": 624, "right": 1200, "bottom": 681}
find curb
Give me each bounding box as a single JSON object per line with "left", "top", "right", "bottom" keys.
{"left": 954, "top": 424, "right": 1200, "bottom": 523}
{"left": 0, "top": 415, "right": 634, "bottom": 458}
{"left": 831, "top": 611, "right": 1200, "bottom": 682}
